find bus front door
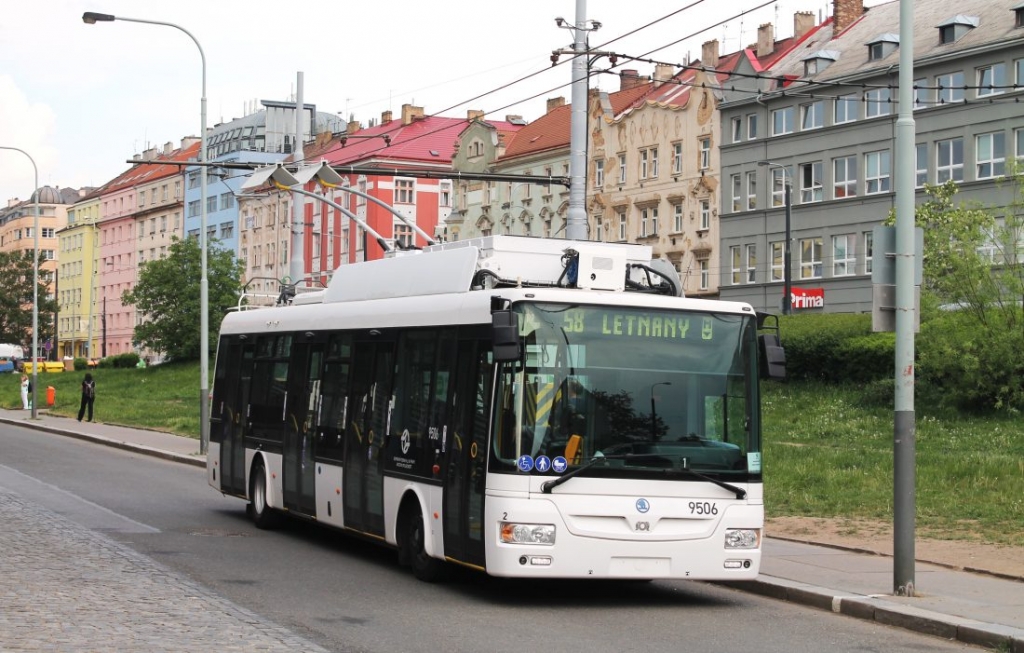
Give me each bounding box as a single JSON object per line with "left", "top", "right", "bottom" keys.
{"left": 343, "top": 337, "right": 393, "bottom": 536}
{"left": 219, "top": 341, "right": 254, "bottom": 496}
{"left": 442, "top": 339, "right": 491, "bottom": 568}
{"left": 283, "top": 338, "right": 323, "bottom": 516}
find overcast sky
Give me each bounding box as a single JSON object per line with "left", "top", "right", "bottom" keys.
{"left": 1, "top": 0, "right": 885, "bottom": 205}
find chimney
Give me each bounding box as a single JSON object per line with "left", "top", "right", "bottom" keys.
{"left": 794, "top": 11, "right": 816, "bottom": 39}
{"left": 467, "top": 109, "right": 485, "bottom": 122}
{"left": 546, "top": 97, "right": 566, "bottom": 113}
{"left": 180, "top": 136, "right": 199, "bottom": 150}
{"left": 143, "top": 147, "right": 157, "bottom": 161}
{"left": 757, "top": 23, "right": 774, "bottom": 58}
{"left": 505, "top": 114, "right": 523, "bottom": 123}
{"left": 346, "top": 120, "right": 362, "bottom": 134}
{"left": 832, "top": 0, "right": 864, "bottom": 34}
{"left": 163, "top": 141, "right": 174, "bottom": 155}
{"left": 701, "top": 40, "right": 719, "bottom": 68}
{"left": 619, "top": 70, "right": 644, "bottom": 91}
{"left": 381, "top": 110, "right": 393, "bottom": 124}
{"left": 653, "top": 64, "right": 675, "bottom": 87}
{"left": 401, "top": 104, "right": 424, "bottom": 125}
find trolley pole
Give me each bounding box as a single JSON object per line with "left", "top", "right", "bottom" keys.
{"left": 565, "top": 0, "right": 589, "bottom": 241}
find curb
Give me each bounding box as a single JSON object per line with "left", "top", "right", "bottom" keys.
{"left": 0, "top": 416, "right": 205, "bottom": 469}
{"left": 720, "top": 576, "right": 1024, "bottom": 652}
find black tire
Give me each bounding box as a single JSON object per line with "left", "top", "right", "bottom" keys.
{"left": 250, "top": 463, "right": 279, "bottom": 530}
{"left": 404, "top": 507, "right": 447, "bottom": 582}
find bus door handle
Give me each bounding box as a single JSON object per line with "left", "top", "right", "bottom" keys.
{"left": 281, "top": 391, "right": 288, "bottom": 421}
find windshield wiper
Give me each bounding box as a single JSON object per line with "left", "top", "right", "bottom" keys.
{"left": 539, "top": 454, "right": 748, "bottom": 499}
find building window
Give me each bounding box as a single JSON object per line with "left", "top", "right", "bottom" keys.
{"left": 833, "top": 156, "right": 857, "bottom": 199}
{"left": 936, "top": 137, "right": 964, "bottom": 182}
{"left": 673, "top": 203, "right": 683, "bottom": 232}
{"left": 732, "top": 118, "right": 742, "bottom": 142}
{"left": 440, "top": 181, "right": 452, "bottom": 207}
{"left": 865, "top": 150, "right": 891, "bottom": 194}
{"left": 618, "top": 210, "right": 627, "bottom": 240}
{"left": 594, "top": 216, "right": 603, "bottom": 242}
{"left": 640, "top": 149, "right": 649, "bottom": 179}
{"left": 1016, "top": 128, "right": 1024, "bottom": 161}
{"left": 772, "top": 107, "right": 794, "bottom": 136}
{"left": 650, "top": 148, "right": 659, "bottom": 178}
{"left": 395, "top": 223, "right": 413, "bottom": 248}
{"left": 937, "top": 72, "right": 965, "bottom": 104}
{"left": 799, "top": 237, "right": 823, "bottom": 279}
{"left": 617, "top": 153, "right": 627, "bottom": 184}
{"left": 671, "top": 143, "right": 683, "bottom": 174}
{"left": 220, "top": 222, "right": 234, "bottom": 239}
{"left": 770, "top": 241, "right": 784, "bottom": 282}
{"left": 865, "top": 88, "right": 891, "bottom": 117}
{"left": 864, "top": 230, "right": 874, "bottom": 274}
{"left": 916, "top": 143, "right": 928, "bottom": 187}
{"left": 730, "top": 246, "right": 742, "bottom": 284}
{"left": 220, "top": 193, "right": 234, "bottom": 211}
{"left": 699, "top": 259, "right": 709, "bottom": 290}
{"left": 699, "top": 138, "right": 710, "bottom": 170}
{"left": 395, "top": 178, "right": 415, "bottom": 204}
{"left": 910, "top": 77, "right": 929, "bottom": 110}
{"left": 801, "top": 101, "right": 824, "bottom": 130}
{"left": 745, "top": 244, "right": 757, "bottom": 283}
{"left": 832, "top": 234, "right": 855, "bottom": 276}
{"left": 187, "top": 171, "right": 199, "bottom": 189}
{"left": 976, "top": 132, "right": 1005, "bottom": 179}
{"left": 188, "top": 200, "right": 199, "bottom": 217}
{"left": 731, "top": 174, "right": 742, "bottom": 212}
{"left": 771, "top": 168, "right": 786, "bottom": 207}
{"left": 699, "top": 199, "right": 710, "bottom": 230}
{"left": 160, "top": 216, "right": 167, "bottom": 232}
{"left": 834, "top": 94, "right": 857, "bottom": 123}
{"left": 747, "top": 114, "right": 758, "bottom": 140}
{"left": 207, "top": 196, "right": 217, "bottom": 214}
{"left": 595, "top": 159, "right": 604, "bottom": 187}
{"left": 799, "top": 162, "right": 823, "bottom": 203}
{"left": 746, "top": 171, "right": 757, "bottom": 210}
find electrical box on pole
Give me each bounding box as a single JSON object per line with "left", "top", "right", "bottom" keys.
{"left": 871, "top": 225, "right": 923, "bottom": 333}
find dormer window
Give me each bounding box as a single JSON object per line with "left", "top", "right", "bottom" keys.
{"left": 1014, "top": 2, "right": 1024, "bottom": 28}
{"left": 803, "top": 50, "right": 839, "bottom": 76}
{"left": 867, "top": 34, "right": 899, "bottom": 61}
{"left": 937, "top": 15, "right": 979, "bottom": 44}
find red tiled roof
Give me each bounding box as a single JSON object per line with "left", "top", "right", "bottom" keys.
{"left": 95, "top": 142, "right": 200, "bottom": 196}
{"left": 306, "top": 115, "right": 473, "bottom": 168}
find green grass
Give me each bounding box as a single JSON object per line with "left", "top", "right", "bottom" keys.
{"left": 763, "top": 380, "right": 1024, "bottom": 546}
{"left": 3, "top": 365, "right": 1022, "bottom": 546}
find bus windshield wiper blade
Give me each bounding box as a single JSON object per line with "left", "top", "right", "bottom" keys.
{"left": 540, "top": 453, "right": 661, "bottom": 494}
{"left": 678, "top": 468, "right": 747, "bottom": 499}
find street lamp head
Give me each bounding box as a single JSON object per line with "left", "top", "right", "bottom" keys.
{"left": 82, "top": 12, "right": 116, "bottom": 24}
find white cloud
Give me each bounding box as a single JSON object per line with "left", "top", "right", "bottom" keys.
{"left": 0, "top": 75, "right": 59, "bottom": 202}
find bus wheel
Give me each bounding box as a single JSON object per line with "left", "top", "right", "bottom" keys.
{"left": 404, "top": 508, "right": 447, "bottom": 582}
{"left": 250, "top": 463, "right": 279, "bottom": 530}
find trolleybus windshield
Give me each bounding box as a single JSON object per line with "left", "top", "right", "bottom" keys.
{"left": 491, "top": 302, "right": 761, "bottom": 481}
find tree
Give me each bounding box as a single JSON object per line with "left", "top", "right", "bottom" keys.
{"left": 121, "top": 236, "right": 243, "bottom": 361}
{"left": 0, "top": 250, "right": 57, "bottom": 349}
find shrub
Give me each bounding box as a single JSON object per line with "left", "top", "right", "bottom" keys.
{"left": 778, "top": 314, "right": 893, "bottom": 383}
{"left": 73, "top": 357, "right": 88, "bottom": 371}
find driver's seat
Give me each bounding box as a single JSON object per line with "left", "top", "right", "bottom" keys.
{"left": 564, "top": 434, "right": 582, "bottom": 465}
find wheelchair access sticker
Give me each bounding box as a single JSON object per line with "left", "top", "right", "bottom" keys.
{"left": 516, "top": 455, "right": 534, "bottom": 472}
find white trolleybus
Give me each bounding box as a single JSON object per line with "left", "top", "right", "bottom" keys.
{"left": 207, "top": 235, "right": 785, "bottom": 581}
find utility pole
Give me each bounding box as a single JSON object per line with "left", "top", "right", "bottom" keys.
{"left": 893, "top": 0, "right": 917, "bottom": 597}
{"left": 565, "top": 0, "right": 589, "bottom": 241}
{"left": 290, "top": 72, "right": 306, "bottom": 285}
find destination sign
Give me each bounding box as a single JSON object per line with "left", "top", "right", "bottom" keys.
{"left": 560, "top": 308, "right": 714, "bottom": 341}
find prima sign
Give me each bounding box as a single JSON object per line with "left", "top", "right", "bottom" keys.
{"left": 790, "top": 287, "right": 824, "bottom": 309}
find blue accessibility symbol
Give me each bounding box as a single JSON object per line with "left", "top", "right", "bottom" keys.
{"left": 535, "top": 455, "right": 551, "bottom": 473}
{"left": 636, "top": 498, "right": 651, "bottom": 513}
{"left": 551, "top": 456, "right": 568, "bottom": 474}
{"left": 517, "top": 455, "right": 535, "bottom": 472}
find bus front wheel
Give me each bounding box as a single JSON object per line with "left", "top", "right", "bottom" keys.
{"left": 403, "top": 507, "right": 446, "bottom": 582}
{"left": 249, "top": 463, "right": 279, "bottom": 530}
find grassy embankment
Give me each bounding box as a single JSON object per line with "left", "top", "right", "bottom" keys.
{"left": 2, "top": 363, "right": 1021, "bottom": 545}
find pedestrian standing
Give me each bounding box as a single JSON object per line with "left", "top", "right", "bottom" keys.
{"left": 20, "top": 374, "right": 29, "bottom": 410}
{"left": 77, "top": 373, "right": 95, "bottom": 422}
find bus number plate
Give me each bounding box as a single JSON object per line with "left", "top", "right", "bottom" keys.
{"left": 688, "top": 501, "right": 718, "bottom": 516}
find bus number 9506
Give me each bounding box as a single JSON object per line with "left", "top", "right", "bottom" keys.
{"left": 689, "top": 501, "right": 718, "bottom": 515}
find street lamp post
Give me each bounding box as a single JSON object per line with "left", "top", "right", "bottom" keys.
{"left": 0, "top": 146, "right": 40, "bottom": 418}
{"left": 758, "top": 161, "right": 792, "bottom": 315}
{"left": 83, "top": 12, "right": 210, "bottom": 453}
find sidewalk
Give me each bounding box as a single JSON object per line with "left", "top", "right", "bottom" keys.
{"left": 2, "top": 408, "right": 1022, "bottom": 652}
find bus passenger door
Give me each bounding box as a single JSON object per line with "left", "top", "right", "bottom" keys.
{"left": 344, "top": 336, "right": 394, "bottom": 536}
{"left": 216, "top": 339, "right": 254, "bottom": 496}
{"left": 442, "top": 339, "right": 493, "bottom": 568}
{"left": 283, "top": 336, "right": 324, "bottom": 516}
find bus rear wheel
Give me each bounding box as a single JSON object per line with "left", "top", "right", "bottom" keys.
{"left": 403, "top": 508, "right": 447, "bottom": 582}
{"left": 249, "top": 463, "right": 279, "bottom": 530}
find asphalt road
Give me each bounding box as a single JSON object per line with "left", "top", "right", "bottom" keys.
{"left": 0, "top": 424, "right": 983, "bottom": 653}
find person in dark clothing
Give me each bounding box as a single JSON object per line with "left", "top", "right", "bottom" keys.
{"left": 77, "top": 373, "right": 95, "bottom": 422}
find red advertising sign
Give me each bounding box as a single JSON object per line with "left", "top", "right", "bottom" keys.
{"left": 790, "top": 287, "right": 824, "bottom": 310}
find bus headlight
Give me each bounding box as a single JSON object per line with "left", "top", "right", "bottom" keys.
{"left": 500, "top": 522, "right": 556, "bottom": 545}
{"left": 724, "top": 528, "right": 761, "bottom": 549}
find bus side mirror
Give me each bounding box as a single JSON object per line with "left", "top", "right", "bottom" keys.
{"left": 758, "top": 333, "right": 786, "bottom": 380}
{"left": 492, "top": 310, "right": 521, "bottom": 362}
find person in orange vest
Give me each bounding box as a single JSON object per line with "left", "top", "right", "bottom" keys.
{"left": 77, "top": 373, "right": 96, "bottom": 422}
